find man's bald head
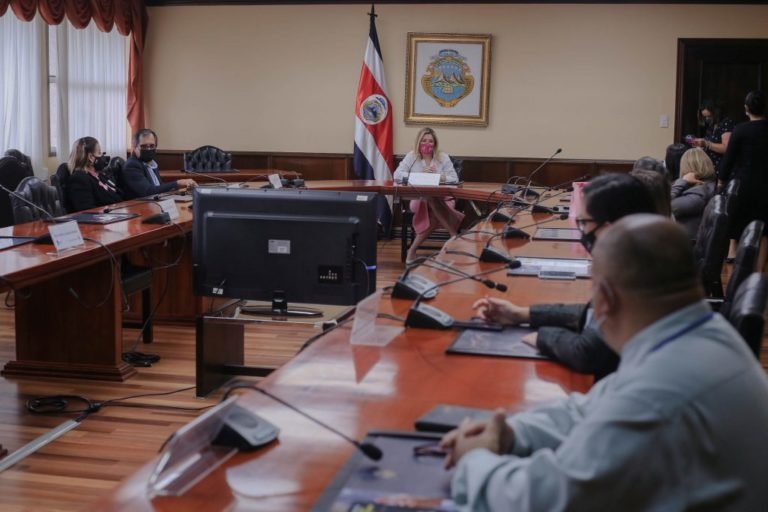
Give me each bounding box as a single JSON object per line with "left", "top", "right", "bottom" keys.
{"left": 592, "top": 214, "right": 702, "bottom": 300}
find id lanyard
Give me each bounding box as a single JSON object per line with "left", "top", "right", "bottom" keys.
{"left": 650, "top": 312, "right": 715, "bottom": 353}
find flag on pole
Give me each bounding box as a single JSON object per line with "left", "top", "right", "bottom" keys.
{"left": 353, "top": 4, "right": 393, "bottom": 232}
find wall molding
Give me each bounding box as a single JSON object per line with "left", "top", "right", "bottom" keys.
{"left": 155, "top": 149, "right": 633, "bottom": 185}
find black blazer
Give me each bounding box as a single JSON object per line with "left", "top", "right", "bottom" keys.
{"left": 119, "top": 156, "right": 177, "bottom": 199}
{"left": 530, "top": 302, "right": 619, "bottom": 380}
{"left": 67, "top": 170, "right": 123, "bottom": 212}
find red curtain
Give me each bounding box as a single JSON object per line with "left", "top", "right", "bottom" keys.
{"left": 0, "top": 0, "right": 148, "bottom": 134}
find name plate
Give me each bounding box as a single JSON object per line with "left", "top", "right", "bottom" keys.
{"left": 408, "top": 172, "right": 441, "bottom": 187}
{"left": 268, "top": 174, "right": 283, "bottom": 189}
{"left": 48, "top": 221, "right": 84, "bottom": 252}
{"left": 157, "top": 198, "right": 180, "bottom": 221}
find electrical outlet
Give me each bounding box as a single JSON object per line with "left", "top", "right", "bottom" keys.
{"left": 660, "top": 115, "right": 669, "bottom": 128}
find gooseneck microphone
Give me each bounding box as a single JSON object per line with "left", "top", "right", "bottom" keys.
{"left": 501, "top": 212, "right": 569, "bottom": 239}
{"left": 405, "top": 265, "right": 510, "bottom": 329}
{"left": 423, "top": 258, "right": 508, "bottom": 292}
{"left": 182, "top": 168, "right": 229, "bottom": 187}
{"left": 227, "top": 383, "right": 383, "bottom": 461}
{"left": 0, "top": 183, "right": 68, "bottom": 224}
{"left": 521, "top": 148, "right": 563, "bottom": 199}
{"left": 392, "top": 256, "right": 440, "bottom": 300}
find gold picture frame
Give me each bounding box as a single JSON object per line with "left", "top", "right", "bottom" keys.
{"left": 405, "top": 33, "right": 492, "bottom": 127}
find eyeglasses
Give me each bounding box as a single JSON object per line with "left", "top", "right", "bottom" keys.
{"left": 139, "top": 144, "right": 156, "bottom": 150}
{"left": 575, "top": 217, "right": 596, "bottom": 232}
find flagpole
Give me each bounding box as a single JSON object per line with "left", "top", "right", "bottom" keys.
{"left": 368, "top": 2, "right": 376, "bottom": 19}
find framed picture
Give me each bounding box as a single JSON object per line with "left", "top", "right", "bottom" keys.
{"left": 405, "top": 33, "right": 492, "bottom": 127}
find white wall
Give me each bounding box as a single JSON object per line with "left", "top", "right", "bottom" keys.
{"left": 144, "top": 3, "right": 768, "bottom": 160}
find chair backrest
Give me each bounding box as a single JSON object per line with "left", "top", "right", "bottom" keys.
{"left": 105, "top": 156, "right": 125, "bottom": 185}
{"left": 0, "top": 156, "right": 34, "bottom": 228}
{"left": 51, "top": 163, "right": 72, "bottom": 213}
{"left": 693, "top": 194, "right": 729, "bottom": 298}
{"left": 723, "top": 178, "right": 740, "bottom": 217}
{"left": 11, "top": 176, "right": 66, "bottom": 224}
{"left": 450, "top": 157, "right": 463, "bottom": 181}
{"left": 3, "top": 149, "right": 34, "bottom": 176}
{"left": 726, "top": 272, "right": 768, "bottom": 358}
{"left": 721, "top": 220, "right": 764, "bottom": 318}
{"left": 183, "top": 145, "right": 233, "bottom": 173}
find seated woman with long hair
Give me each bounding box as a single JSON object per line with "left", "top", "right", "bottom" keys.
{"left": 65, "top": 137, "right": 122, "bottom": 212}
{"left": 393, "top": 127, "right": 463, "bottom": 263}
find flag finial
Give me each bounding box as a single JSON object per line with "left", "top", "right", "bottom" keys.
{"left": 368, "top": 2, "right": 377, "bottom": 19}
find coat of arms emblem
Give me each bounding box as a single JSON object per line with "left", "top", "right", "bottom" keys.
{"left": 420, "top": 49, "right": 475, "bottom": 108}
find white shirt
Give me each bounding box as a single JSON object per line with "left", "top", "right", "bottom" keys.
{"left": 393, "top": 151, "right": 458, "bottom": 184}
{"left": 452, "top": 301, "right": 768, "bottom": 511}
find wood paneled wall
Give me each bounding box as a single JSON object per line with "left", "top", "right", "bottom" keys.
{"left": 156, "top": 150, "right": 633, "bottom": 186}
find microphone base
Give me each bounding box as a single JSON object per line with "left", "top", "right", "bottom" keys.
{"left": 480, "top": 247, "right": 518, "bottom": 266}
{"left": 501, "top": 184, "right": 519, "bottom": 194}
{"left": 490, "top": 210, "right": 514, "bottom": 223}
{"left": 531, "top": 204, "right": 555, "bottom": 214}
{"left": 142, "top": 212, "right": 171, "bottom": 225}
{"left": 391, "top": 275, "right": 438, "bottom": 300}
{"left": 502, "top": 227, "right": 530, "bottom": 239}
{"left": 405, "top": 304, "right": 455, "bottom": 329}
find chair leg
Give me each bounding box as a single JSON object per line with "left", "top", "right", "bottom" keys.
{"left": 141, "top": 288, "right": 153, "bottom": 344}
{"left": 401, "top": 217, "right": 409, "bottom": 263}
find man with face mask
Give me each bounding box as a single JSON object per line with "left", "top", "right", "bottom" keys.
{"left": 473, "top": 174, "right": 656, "bottom": 380}
{"left": 120, "top": 129, "right": 196, "bottom": 199}
{"left": 443, "top": 215, "right": 768, "bottom": 511}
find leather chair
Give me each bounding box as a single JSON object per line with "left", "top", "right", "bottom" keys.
{"left": 11, "top": 176, "right": 66, "bottom": 223}
{"left": 693, "top": 194, "right": 729, "bottom": 298}
{"left": 3, "top": 149, "right": 34, "bottom": 176}
{"left": 400, "top": 157, "right": 463, "bottom": 262}
{"left": 50, "top": 163, "right": 71, "bottom": 213}
{"left": 0, "top": 156, "right": 33, "bottom": 228}
{"left": 183, "top": 145, "right": 234, "bottom": 173}
{"left": 723, "top": 178, "right": 740, "bottom": 218}
{"left": 719, "top": 220, "right": 764, "bottom": 318}
{"left": 725, "top": 272, "right": 768, "bottom": 358}
{"left": 105, "top": 156, "right": 125, "bottom": 185}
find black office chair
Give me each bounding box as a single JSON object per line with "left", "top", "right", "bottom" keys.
{"left": 400, "top": 157, "right": 463, "bottom": 262}
{"left": 719, "top": 220, "right": 764, "bottom": 318}
{"left": 693, "top": 194, "right": 729, "bottom": 298}
{"left": 725, "top": 273, "right": 768, "bottom": 359}
{"left": 0, "top": 156, "right": 33, "bottom": 228}
{"left": 50, "top": 163, "right": 71, "bottom": 213}
{"left": 105, "top": 156, "right": 125, "bottom": 185}
{"left": 3, "top": 149, "right": 34, "bottom": 176}
{"left": 723, "top": 178, "right": 740, "bottom": 218}
{"left": 183, "top": 145, "right": 234, "bottom": 173}
{"left": 11, "top": 176, "right": 66, "bottom": 223}
{"left": 122, "top": 259, "right": 154, "bottom": 344}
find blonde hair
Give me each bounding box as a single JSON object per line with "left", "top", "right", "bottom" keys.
{"left": 680, "top": 148, "right": 715, "bottom": 181}
{"left": 67, "top": 137, "right": 99, "bottom": 174}
{"left": 413, "top": 127, "right": 440, "bottom": 160}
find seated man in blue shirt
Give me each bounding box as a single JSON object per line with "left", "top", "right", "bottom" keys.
{"left": 120, "top": 129, "right": 196, "bottom": 199}
{"left": 442, "top": 215, "right": 768, "bottom": 511}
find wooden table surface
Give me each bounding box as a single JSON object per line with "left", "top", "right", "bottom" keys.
{"left": 96, "top": 190, "right": 594, "bottom": 511}
{"left": 0, "top": 180, "right": 579, "bottom": 381}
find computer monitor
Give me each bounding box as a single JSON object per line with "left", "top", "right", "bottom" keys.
{"left": 192, "top": 187, "right": 378, "bottom": 314}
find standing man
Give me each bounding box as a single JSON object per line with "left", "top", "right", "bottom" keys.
{"left": 120, "top": 129, "right": 196, "bottom": 199}
{"left": 442, "top": 215, "right": 768, "bottom": 511}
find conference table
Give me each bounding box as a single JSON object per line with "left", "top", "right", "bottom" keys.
{"left": 91, "top": 182, "right": 594, "bottom": 510}
{"left": 0, "top": 177, "right": 551, "bottom": 381}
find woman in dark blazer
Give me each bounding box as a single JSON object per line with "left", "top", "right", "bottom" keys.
{"left": 65, "top": 137, "right": 122, "bottom": 212}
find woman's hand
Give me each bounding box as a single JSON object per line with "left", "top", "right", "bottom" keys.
{"left": 682, "top": 172, "right": 701, "bottom": 185}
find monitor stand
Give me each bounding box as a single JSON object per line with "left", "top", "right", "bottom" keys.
{"left": 240, "top": 291, "right": 322, "bottom": 318}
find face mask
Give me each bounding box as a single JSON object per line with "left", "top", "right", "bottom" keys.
{"left": 93, "top": 154, "right": 110, "bottom": 172}
{"left": 419, "top": 142, "right": 434, "bottom": 155}
{"left": 139, "top": 148, "right": 156, "bottom": 163}
{"left": 579, "top": 226, "right": 599, "bottom": 254}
